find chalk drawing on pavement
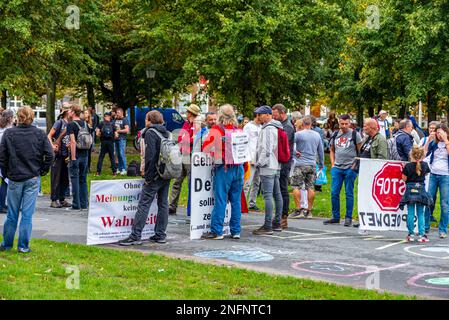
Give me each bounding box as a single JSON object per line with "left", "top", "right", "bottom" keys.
{"left": 404, "top": 246, "right": 449, "bottom": 260}
{"left": 408, "top": 272, "right": 449, "bottom": 291}
{"left": 194, "top": 250, "right": 274, "bottom": 262}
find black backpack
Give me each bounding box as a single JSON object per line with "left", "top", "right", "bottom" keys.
{"left": 101, "top": 122, "right": 114, "bottom": 139}
{"left": 127, "top": 160, "right": 141, "bottom": 177}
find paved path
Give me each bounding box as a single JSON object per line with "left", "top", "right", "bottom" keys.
{"left": 2, "top": 195, "right": 449, "bottom": 299}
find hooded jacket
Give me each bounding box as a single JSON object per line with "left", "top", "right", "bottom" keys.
{"left": 144, "top": 124, "right": 170, "bottom": 182}
{"left": 256, "top": 119, "right": 283, "bottom": 176}
{"left": 395, "top": 130, "right": 414, "bottom": 161}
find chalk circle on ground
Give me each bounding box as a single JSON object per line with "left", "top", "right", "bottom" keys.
{"left": 193, "top": 250, "right": 274, "bottom": 262}
{"left": 291, "top": 261, "right": 372, "bottom": 277}
{"left": 404, "top": 245, "right": 449, "bottom": 260}
{"left": 407, "top": 272, "right": 449, "bottom": 291}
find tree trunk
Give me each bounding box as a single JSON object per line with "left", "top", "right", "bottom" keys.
{"left": 368, "top": 106, "right": 374, "bottom": 117}
{"left": 86, "top": 82, "right": 95, "bottom": 107}
{"left": 377, "top": 95, "right": 383, "bottom": 115}
{"left": 46, "top": 75, "right": 57, "bottom": 133}
{"left": 111, "top": 55, "right": 123, "bottom": 106}
{"left": 357, "top": 105, "right": 364, "bottom": 128}
{"left": 1, "top": 90, "right": 7, "bottom": 109}
{"left": 427, "top": 91, "right": 437, "bottom": 122}
{"left": 399, "top": 103, "right": 407, "bottom": 119}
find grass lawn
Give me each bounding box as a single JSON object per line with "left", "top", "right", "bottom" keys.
{"left": 0, "top": 238, "right": 413, "bottom": 300}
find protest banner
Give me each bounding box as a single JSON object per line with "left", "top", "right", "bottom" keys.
{"left": 190, "top": 152, "right": 231, "bottom": 240}
{"left": 231, "top": 131, "right": 250, "bottom": 164}
{"left": 358, "top": 158, "right": 418, "bottom": 232}
{"left": 87, "top": 179, "right": 156, "bottom": 245}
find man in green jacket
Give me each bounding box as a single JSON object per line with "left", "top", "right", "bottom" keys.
{"left": 353, "top": 118, "right": 388, "bottom": 228}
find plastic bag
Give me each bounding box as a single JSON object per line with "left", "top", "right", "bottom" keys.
{"left": 316, "top": 165, "right": 328, "bottom": 185}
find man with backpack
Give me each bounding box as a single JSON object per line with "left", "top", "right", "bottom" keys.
{"left": 393, "top": 119, "right": 415, "bottom": 162}
{"left": 324, "top": 114, "right": 362, "bottom": 227}
{"left": 95, "top": 112, "right": 117, "bottom": 176}
{"left": 272, "top": 104, "right": 295, "bottom": 229}
{"left": 67, "top": 105, "right": 93, "bottom": 211}
{"left": 253, "top": 106, "right": 285, "bottom": 235}
{"left": 119, "top": 110, "right": 181, "bottom": 245}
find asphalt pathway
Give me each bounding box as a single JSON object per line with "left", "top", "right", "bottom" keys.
{"left": 1, "top": 195, "right": 449, "bottom": 300}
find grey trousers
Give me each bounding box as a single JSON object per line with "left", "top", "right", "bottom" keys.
{"left": 244, "top": 164, "right": 260, "bottom": 207}
{"left": 169, "top": 163, "right": 190, "bottom": 212}
{"left": 131, "top": 178, "right": 171, "bottom": 240}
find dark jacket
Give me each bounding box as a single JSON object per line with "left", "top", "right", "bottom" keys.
{"left": 144, "top": 124, "right": 169, "bottom": 182}
{"left": 0, "top": 125, "right": 54, "bottom": 182}
{"left": 281, "top": 119, "right": 295, "bottom": 161}
{"left": 395, "top": 130, "right": 414, "bottom": 161}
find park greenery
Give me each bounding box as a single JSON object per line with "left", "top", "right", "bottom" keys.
{"left": 1, "top": 0, "right": 449, "bottom": 130}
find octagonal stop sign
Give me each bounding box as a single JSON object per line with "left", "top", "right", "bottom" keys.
{"left": 372, "top": 162, "right": 406, "bottom": 212}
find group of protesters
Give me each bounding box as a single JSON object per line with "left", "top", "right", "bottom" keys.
{"left": 0, "top": 102, "right": 448, "bottom": 252}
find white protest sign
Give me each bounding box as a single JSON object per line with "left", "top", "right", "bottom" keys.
{"left": 231, "top": 131, "right": 250, "bottom": 164}
{"left": 87, "top": 179, "right": 156, "bottom": 245}
{"left": 358, "top": 159, "right": 416, "bottom": 232}
{"left": 190, "top": 152, "right": 231, "bottom": 240}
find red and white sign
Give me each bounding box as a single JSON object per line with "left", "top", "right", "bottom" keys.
{"left": 358, "top": 159, "right": 417, "bottom": 232}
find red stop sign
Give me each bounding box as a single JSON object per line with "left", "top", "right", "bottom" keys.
{"left": 372, "top": 162, "right": 406, "bottom": 212}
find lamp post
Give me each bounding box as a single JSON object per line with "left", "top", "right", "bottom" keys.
{"left": 146, "top": 68, "right": 156, "bottom": 108}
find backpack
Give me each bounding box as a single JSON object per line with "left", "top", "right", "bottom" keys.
{"left": 149, "top": 128, "right": 182, "bottom": 180}
{"left": 387, "top": 133, "right": 403, "bottom": 161}
{"left": 127, "top": 160, "right": 141, "bottom": 177}
{"left": 74, "top": 121, "right": 93, "bottom": 150}
{"left": 101, "top": 122, "right": 114, "bottom": 139}
{"left": 276, "top": 128, "right": 291, "bottom": 163}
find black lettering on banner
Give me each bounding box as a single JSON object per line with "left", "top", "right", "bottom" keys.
{"left": 367, "top": 213, "right": 375, "bottom": 226}
{"left": 383, "top": 214, "right": 390, "bottom": 227}
{"left": 359, "top": 212, "right": 366, "bottom": 225}
{"left": 195, "top": 178, "right": 202, "bottom": 192}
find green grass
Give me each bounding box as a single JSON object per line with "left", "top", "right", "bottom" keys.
{"left": 0, "top": 238, "right": 413, "bottom": 300}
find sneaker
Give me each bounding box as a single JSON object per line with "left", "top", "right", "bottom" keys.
{"left": 344, "top": 218, "right": 352, "bottom": 227}
{"left": 289, "top": 208, "right": 304, "bottom": 219}
{"left": 252, "top": 226, "right": 274, "bottom": 235}
{"left": 169, "top": 208, "right": 177, "bottom": 216}
{"left": 323, "top": 218, "right": 340, "bottom": 225}
{"left": 439, "top": 233, "right": 447, "bottom": 239}
{"left": 303, "top": 210, "right": 313, "bottom": 219}
{"left": 59, "top": 200, "right": 72, "bottom": 208}
{"left": 248, "top": 205, "right": 261, "bottom": 212}
{"left": 353, "top": 221, "right": 360, "bottom": 228}
{"left": 201, "top": 232, "right": 224, "bottom": 240}
{"left": 418, "top": 235, "right": 430, "bottom": 243}
{"left": 272, "top": 222, "right": 283, "bottom": 232}
{"left": 120, "top": 170, "right": 127, "bottom": 176}
{"left": 66, "top": 207, "right": 81, "bottom": 211}
{"left": 231, "top": 234, "right": 241, "bottom": 240}
{"left": 149, "top": 235, "right": 167, "bottom": 244}
{"left": 406, "top": 234, "right": 415, "bottom": 242}
{"left": 118, "top": 236, "right": 142, "bottom": 246}
{"left": 18, "top": 248, "right": 31, "bottom": 254}
{"left": 281, "top": 216, "right": 288, "bottom": 229}
{"left": 50, "top": 201, "right": 62, "bottom": 208}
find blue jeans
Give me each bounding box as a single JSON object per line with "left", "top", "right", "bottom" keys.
{"left": 331, "top": 167, "right": 358, "bottom": 220}
{"left": 1, "top": 177, "right": 40, "bottom": 251}
{"left": 114, "top": 139, "right": 127, "bottom": 172}
{"left": 210, "top": 165, "right": 244, "bottom": 236}
{"left": 260, "top": 173, "right": 283, "bottom": 229}
{"left": 427, "top": 173, "right": 449, "bottom": 234}
{"left": 0, "top": 177, "right": 7, "bottom": 209}
{"left": 69, "top": 155, "right": 89, "bottom": 209}
{"left": 407, "top": 203, "right": 425, "bottom": 236}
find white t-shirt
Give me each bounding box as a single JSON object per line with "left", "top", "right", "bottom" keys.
{"left": 377, "top": 119, "right": 387, "bottom": 138}
{"left": 431, "top": 142, "right": 449, "bottom": 176}
{"left": 243, "top": 121, "right": 261, "bottom": 164}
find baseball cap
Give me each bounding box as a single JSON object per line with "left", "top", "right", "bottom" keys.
{"left": 255, "top": 105, "right": 272, "bottom": 115}
{"left": 379, "top": 110, "right": 388, "bottom": 116}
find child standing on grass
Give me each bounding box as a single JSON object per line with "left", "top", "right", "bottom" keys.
{"left": 400, "top": 146, "right": 433, "bottom": 243}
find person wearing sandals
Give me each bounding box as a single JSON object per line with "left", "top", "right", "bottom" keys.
{"left": 289, "top": 116, "right": 324, "bottom": 220}
{"left": 399, "top": 146, "right": 433, "bottom": 243}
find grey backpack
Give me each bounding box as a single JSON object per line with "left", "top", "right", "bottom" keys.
{"left": 74, "top": 121, "right": 93, "bottom": 150}
{"left": 387, "top": 133, "right": 402, "bottom": 161}
{"left": 149, "top": 128, "right": 182, "bottom": 180}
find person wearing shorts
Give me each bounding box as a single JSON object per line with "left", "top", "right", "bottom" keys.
{"left": 290, "top": 116, "right": 324, "bottom": 219}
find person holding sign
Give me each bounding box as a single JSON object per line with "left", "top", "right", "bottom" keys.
{"left": 201, "top": 104, "right": 246, "bottom": 240}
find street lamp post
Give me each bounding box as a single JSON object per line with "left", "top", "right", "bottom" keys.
{"left": 146, "top": 68, "right": 156, "bottom": 108}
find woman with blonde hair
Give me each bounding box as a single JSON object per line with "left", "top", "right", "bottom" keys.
{"left": 202, "top": 104, "right": 246, "bottom": 240}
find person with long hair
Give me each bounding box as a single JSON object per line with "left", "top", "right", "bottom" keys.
{"left": 424, "top": 123, "right": 449, "bottom": 239}
{"left": 201, "top": 104, "right": 245, "bottom": 240}
{"left": 400, "top": 146, "right": 432, "bottom": 243}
